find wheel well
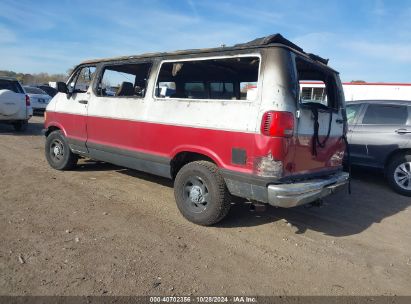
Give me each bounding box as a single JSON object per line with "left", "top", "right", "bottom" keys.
{"left": 45, "top": 126, "right": 60, "bottom": 137}
{"left": 171, "top": 152, "right": 216, "bottom": 179}
{"left": 384, "top": 149, "right": 411, "bottom": 170}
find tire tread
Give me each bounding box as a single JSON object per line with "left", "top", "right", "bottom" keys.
{"left": 386, "top": 153, "right": 411, "bottom": 197}
{"left": 45, "top": 130, "right": 78, "bottom": 170}
{"left": 174, "top": 160, "right": 231, "bottom": 226}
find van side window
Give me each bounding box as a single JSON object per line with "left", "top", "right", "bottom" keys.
{"left": 70, "top": 66, "right": 96, "bottom": 93}
{"left": 156, "top": 82, "right": 175, "bottom": 97}
{"left": 210, "top": 82, "right": 234, "bottom": 99}
{"left": 155, "top": 56, "right": 260, "bottom": 101}
{"left": 97, "top": 62, "right": 151, "bottom": 98}
{"left": 297, "top": 59, "right": 340, "bottom": 109}
{"left": 240, "top": 82, "right": 257, "bottom": 100}
{"left": 184, "top": 82, "right": 206, "bottom": 99}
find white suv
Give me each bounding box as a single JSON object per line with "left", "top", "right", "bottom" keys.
{"left": 0, "top": 77, "right": 33, "bottom": 131}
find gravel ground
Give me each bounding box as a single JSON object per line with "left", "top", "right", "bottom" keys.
{"left": 0, "top": 116, "right": 410, "bottom": 296}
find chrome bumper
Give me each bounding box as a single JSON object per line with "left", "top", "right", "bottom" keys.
{"left": 267, "top": 172, "right": 349, "bottom": 208}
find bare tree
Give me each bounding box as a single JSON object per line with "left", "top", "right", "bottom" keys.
{"left": 0, "top": 70, "right": 69, "bottom": 85}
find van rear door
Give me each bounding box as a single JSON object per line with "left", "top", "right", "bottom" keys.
{"left": 291, "top": 58, "right": 346, "bottom": 177}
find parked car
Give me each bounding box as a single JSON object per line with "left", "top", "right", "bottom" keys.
{"left": 44, "top": 33, "right": 349, "bottom": 225}
{"left": 23, "top": 86, "right": 52, "bottom": 112}
{"left": 346, "top": 100, "right": 411, "bottom": 196}
{"left": 33, "top": 85, "right": 58, "bottom": 97}
{"left": 0, "top": 77, "right": 32, "bottom": 131}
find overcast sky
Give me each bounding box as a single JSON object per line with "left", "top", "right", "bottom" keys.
{"left": 0, "top": 0, "right": 410, "bottom": 82}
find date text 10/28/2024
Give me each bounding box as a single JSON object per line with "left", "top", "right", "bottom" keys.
{"left": 149, "top": 296, "right": 257, "bottom": 303}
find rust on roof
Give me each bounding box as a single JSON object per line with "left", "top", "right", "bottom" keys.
{"left": 80, "top": 33, "right": 329, "bottom": 67}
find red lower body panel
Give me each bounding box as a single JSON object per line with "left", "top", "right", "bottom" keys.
{"left": 45, "top": 111, "right": 343, "bottom": 177}
{"left": 292, "top": 135, "right": 345, "bottom": 174}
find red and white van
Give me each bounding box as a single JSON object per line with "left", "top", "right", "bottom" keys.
{"left": 44, "top": 34, "right": 349, "bottom": 225}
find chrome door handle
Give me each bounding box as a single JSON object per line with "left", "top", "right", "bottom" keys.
{"left": 78, "top": 100, "right": 88, "bottom": 104}
{"left": 336, "top": 118, "right": 344, "bottom": 124}
{"left": 395, "top": 128, "right": 411, "bottom": 134}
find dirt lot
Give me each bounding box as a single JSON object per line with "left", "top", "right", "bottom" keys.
{"left": 0, "top": 115, "right": 410, "bottom": 296}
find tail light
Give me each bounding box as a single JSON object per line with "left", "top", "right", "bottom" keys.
{"left": 261, "top": 111, "right": 294, "bottom": 137}
{"left": 25, "top": 95, "right": 30, "bottom": 106}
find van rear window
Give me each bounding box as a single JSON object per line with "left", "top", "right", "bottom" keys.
{"left": 297, "top": 59, "right": 341, "bottom": 110}
{"left": 155, "top": 56, "right": 260, "bottom": 101}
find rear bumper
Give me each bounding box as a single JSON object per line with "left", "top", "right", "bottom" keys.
{"left": 223, "top": 170, "right": 349, "bottom": 207}
{"left": 267, "top": 172, "right": 349, "bottom": 208}
{"left": 31, "top": 103, "right": 47, "bottom": 110}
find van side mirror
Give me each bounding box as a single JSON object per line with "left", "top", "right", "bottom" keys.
{"left": 56, "top": 82, "right": 68, "bottom": 94}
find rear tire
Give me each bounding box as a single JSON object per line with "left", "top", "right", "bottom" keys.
{"left": 386, "top": 153, "right": 411, "bottom": 196}
{"left": 45, "top": 130, "right": 78, "bottom": 170}
{"left": 174, "top": 161, "right": 231, "bottom": 226}
{"left": 13, "top": 121, "right": 28, "bottom": 132}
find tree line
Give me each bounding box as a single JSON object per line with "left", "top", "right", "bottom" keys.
{"left": 0, "top": 70, "right": 72, "bottom": 85}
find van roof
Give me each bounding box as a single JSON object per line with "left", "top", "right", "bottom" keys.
{"left": 81, "top": 33, "right": 332, "bottom": 69}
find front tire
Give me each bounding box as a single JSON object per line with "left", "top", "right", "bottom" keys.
{"left": 174, "top": 161, "right": 231, "bottom": 226}
{"left": 386, "top": 153, "right": 411, "bottom": 196}
{"left": 45, "top": 130, "right": 78, "bottom": 170}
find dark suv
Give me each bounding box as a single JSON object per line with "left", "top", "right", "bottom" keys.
{"left": 346, "top": 100, "right": 411, "bottom": 196}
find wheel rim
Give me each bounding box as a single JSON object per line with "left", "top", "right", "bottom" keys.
{"left": 183, "top": 176, "right": 210, "bottom": 213}
{"left": 393, "top": 162, "right": 411, "bottom": 190}
{"left": 50, "top": 139, "right": 65, "bottom": 162}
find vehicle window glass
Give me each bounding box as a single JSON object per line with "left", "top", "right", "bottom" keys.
{"left": 97, "top": 62, "right": 151, "bottom": 98}
{"left": 184, "top": 82, "right": 206, "bottom": 99}
{"left": 157, "top": 82, "right": 176, "bottom": 97}
{"left": 297, "top": 58, "right": 341, "bottom": 109}
{"left": 0, "top": 79, "right": 23, "bottom": 93}
{"left": 24, "top": 87, "right": 47, "bottom": 94}
{"left": 155, "top": 56, "right": 260, "bottom": 101}
{"left": 240, "top": 82, "right": 257, "bottom": 100}
{"left": 210, "top": 82, "right": 234, "bottom": 99}
{"left": 70, "top": 66, "right": 96, "bottom": 93}
{"left": 346, "top": 104, "right": 362, "bottom": 124}
{"left": 38, "top": 86, "right": 57, "bottom": 97}
{"left": 362, "top": 104, "right": 408, "bottom": 125}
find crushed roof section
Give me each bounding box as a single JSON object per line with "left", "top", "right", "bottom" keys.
{"left": 81, "top": 33, "right": 328, "bottom": 66}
